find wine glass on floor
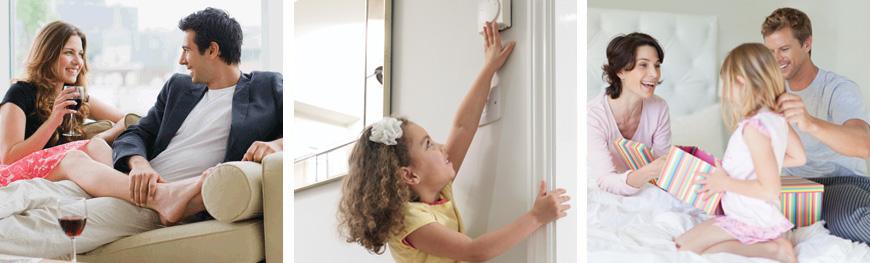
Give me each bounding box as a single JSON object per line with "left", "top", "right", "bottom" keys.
{"left": 57, "top": 197, "right": 87, "bottom": 263}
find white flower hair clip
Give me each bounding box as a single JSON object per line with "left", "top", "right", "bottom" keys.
{"left": 369, "top": 117, "right": 404, "bottom": 145}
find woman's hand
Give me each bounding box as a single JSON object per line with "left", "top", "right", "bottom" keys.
{"left": 48, "top": 86, "right": 79, "bottom": 127}
{"left": 626, "top": 156, "right": 665, "bottom": 188}
{"left": 482, "top": 21, "right": 516, "bottom": 72}
{"left": 530, "top": 181, "right": 570, "bottom": 224}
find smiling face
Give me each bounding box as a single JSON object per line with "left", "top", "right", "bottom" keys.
{"left": 402, "top": 122, "right": 455, "bottom": 193}
{"left": 763, "top": 27, "right": 812, "bottom": 81}
{"left": 55, "top": 35, "right": 84, "bottom": 85}
{"left": 617, "top": 45, "right": 661, "bottom": 98}
{"left": 179, "top": 30, "right": 212, "bottom": 84}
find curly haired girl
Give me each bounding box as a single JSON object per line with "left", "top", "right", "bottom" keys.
{"left": 337, "top": 22, "right": 571, "bottom": 262}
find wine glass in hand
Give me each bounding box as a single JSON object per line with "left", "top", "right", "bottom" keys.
{"left": 57, "top": 197, "right": 87, "bottom": 263}
{"left": 61, "top": 85, "right": 85, "bottom": 137}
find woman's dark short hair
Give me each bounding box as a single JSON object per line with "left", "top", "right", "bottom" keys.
{"left": 178, "top": 7, "right": 243, "bottom": 65}
{"left": 601, "top": 32, "right": 664, "bottom": 99}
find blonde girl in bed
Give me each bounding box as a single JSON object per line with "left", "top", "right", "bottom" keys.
{"left": 675, "top": 43, "right": 806, "bottom": 263}
{"left": 337, "top": 22, "right": 570, "bottom": 263}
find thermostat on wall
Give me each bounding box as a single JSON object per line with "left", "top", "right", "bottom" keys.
{"left": 478, "top": 0, "right": 511, "bottom": 32}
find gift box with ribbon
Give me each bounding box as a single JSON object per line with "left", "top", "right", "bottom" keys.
{"left": 656, "top": 146, "right": 722, "bottom": 215}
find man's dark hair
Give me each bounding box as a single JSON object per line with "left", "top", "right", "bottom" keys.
{"left": 178, "top": 7, "right": 243, "bottom": 65}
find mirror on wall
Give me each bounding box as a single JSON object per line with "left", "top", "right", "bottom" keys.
{"left": 294, "top": 0, "right": 392, "bottom": 191}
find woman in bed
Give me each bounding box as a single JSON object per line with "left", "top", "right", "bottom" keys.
{"left": 0, "top": 21, "right": 127, "bottom": 186}
{"left": 588, "top": 32, "right": 671, "bottom": 195}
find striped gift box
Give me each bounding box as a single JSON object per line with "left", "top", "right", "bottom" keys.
{"left": 613, "top": 138, "right": 654, "bottom": 171}
{"left": 780, "top": 176, "right": 823, "bottom": 228}
{"left": 656, "top": 146, "right": 723, "bottom": 215}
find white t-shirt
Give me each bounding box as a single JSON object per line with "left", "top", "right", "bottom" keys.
{"left": 150, "top": 86, "right": 235, "bottom": 182}
{"left": 783, "top": 68, "right": 869, "bottom": 177}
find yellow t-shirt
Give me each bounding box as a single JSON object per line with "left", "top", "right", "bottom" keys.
{"left": 388, "top": 183, "right": 464, "bottom": 263}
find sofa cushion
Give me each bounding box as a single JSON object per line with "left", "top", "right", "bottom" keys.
{"left": 81, "top": 113, "right": 142, "bottom": 139}
{"left": 82, "top": 120, "right": 113, "bottom": 139}
{"left": 202, "top": 161, "right": 264, "bottom": 223}
{"left": 124, "top": 113, "right": 141, "bottom": 128}
{"left": 80, "top": 219, "right": 264, "bottom": 263}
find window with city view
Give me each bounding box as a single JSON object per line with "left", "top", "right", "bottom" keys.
{"left": 7, "top": 0, "right": 264, "bottom": 116}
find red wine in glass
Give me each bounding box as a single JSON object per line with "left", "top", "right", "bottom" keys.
{"left": 67, "top": 98, "right": 82, "bottom": 111}
{"left": 62, "top": 86, "right": 84, "bottom": 137}
{"left": 57, "top": 197, "right": 87, "bottom": 263}
{"left": 58, "top": 216, "right": 87, "bottom": 237}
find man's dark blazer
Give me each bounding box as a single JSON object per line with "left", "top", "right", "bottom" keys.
{"left": 112, "top": 71, "right": 283, "bottom": 172}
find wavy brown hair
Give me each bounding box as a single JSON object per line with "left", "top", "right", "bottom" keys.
{"left": 720, "top": 43, "right": 786, "bottom": 130}
{"left": 22, "top": 21, "right": 91, "bottom": 143}
{"left": 338, "top": 118, "right": 414, "bottom": 254}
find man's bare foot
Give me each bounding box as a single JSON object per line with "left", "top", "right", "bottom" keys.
{"left": 770, "top": 237, "right": 797, "bottom": 263}
{"left": 147, "top": 181, "right": 200, "bottom": 225}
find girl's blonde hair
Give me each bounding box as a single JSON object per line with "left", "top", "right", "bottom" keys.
{"left": 338, "top": 118, "right": 413, "bottom": 254}
{"left": 22, "top": 21, "right": 90, "bottom": 143}
{"left": 719, "top": 43, "right": 785, "bottom": 129}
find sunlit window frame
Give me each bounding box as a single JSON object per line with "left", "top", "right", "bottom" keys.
{"left": 0, "top": 0, "right": 282, "bottom": 102}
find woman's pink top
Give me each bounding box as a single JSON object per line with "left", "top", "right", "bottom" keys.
{"left": 587, "top": 92, "right": 671, "bottom": 195}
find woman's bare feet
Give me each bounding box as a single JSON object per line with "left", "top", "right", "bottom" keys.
{"left": 146, "top": 179, "right": 202, "bottom": 225}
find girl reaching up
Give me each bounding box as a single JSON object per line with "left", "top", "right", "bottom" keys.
{"left": 338, "top": 22, "right": 571, "bottom": 262}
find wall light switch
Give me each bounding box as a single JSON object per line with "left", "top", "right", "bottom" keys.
{"left": 480, "top": 74, "right": 501, "bottom": 126}
{"left": 478, "top": 0, "right": 511, "bottom": 32}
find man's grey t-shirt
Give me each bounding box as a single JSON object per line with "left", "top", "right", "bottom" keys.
{"left": 783, "top": 68, "right": 870, "bottom": 177}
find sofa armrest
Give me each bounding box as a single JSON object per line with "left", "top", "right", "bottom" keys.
{"left": 262, "top": 151, "right": 283, "bottom": 263}
{"left": 199, "top": 152, "right": 281, "bottom": 262}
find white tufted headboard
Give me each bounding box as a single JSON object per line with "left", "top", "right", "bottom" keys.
{"left": 587, "top": 8, "right": 727, "bottom": 156}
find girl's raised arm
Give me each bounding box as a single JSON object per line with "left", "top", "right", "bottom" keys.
{"left": 444, "top": 21, "right": 515, "bottom": 174}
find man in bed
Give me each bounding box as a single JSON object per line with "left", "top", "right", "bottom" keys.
{"left": 0, "top": 7, "right": 282, "bottom": 257}
{"left": 762, "top": 7, "right": 870, "bottom": 243}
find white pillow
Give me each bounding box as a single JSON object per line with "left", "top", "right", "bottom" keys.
{"left": 670, "top": 103, "right": 727, "bottom": 157}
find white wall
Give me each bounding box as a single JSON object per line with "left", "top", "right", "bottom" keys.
{"left": 295, "top": 0, "right": 559, "bottom": 262}
{"left": 554, "top": 0, "right": 578, "bottom": 262}
{"left": 294, "top": 179, "right": 388, "bottom": 262}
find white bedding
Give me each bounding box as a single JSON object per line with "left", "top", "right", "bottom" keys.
{"left": 587, "top": 177, "right": 870, "bottom": 262}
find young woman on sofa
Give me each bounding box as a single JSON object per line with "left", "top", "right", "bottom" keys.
{"left": 0, "top": 20, "right": 128, "bottom": 185}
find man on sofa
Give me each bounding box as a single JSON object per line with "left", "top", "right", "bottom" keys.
{"left": 762, "top": 7, "right": 870, "bottom": 243}
{"left": 0, "top": 7, "right": 282, "bottom": 257}
{"left": 113, "top": 6, "right": 282, "bottom": 224}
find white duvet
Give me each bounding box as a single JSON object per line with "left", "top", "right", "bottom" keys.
{"left": 587, "top": 178, "right": 870, "bottom": 262}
